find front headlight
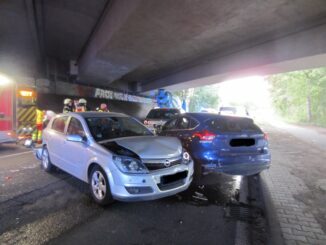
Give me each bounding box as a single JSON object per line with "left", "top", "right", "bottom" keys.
{"left": 113, "top": 156, "right": 149, "bottom": 174}
{"left": 182, "top": 150, "right": 192, "bottom": 164}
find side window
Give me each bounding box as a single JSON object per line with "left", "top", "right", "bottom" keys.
{"left": 163, "top": 118, "right": 178, "bottom": 130}
{"left": 121, "top": 118, "right": 149, "bottom": 135}
{"left": 176, "top": 117, "right": 199, "bottom": 130}
{"left": 67, "top": 117, "right": 85, "bottom": 137}
{"left": 52, "top": 116, "right": 69, "bottom": 133}
{"left": 177, "top": 117, "right": 190, "bottom": 129}
{"left": 189, "top": 118, "right": 199, "bottom": 128}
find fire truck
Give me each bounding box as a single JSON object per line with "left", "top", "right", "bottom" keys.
{"left": 0, "top": 82, "right": 37, "bottom": 144}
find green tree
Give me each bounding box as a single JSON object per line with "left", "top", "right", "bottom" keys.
{"left": 173, "top": 85, "right": 219, "bottom": 112}
{"left": 188, "top": 86, "right": 219, "bottom": 112}
{"left": 268, "top": 68, "right": 326, "bottom": 126}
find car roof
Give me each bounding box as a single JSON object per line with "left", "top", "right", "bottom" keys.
{"left": 182, "top": 112, "right": 252, "bottom": 122}
{"left": 150, "top": 108, "right": 180, "bottom": 111}
{"left": 60, "top": 111, "right": 128, "bottom": 118}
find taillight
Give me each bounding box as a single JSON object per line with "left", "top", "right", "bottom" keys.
{"left": 193, "top": 130, "right": 216, "bottom": 142}
{"left": 264, "top": 133, "right": 268, "bottom": 140}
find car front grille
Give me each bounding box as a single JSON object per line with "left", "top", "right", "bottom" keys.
{"left": 143, "top": 157, "right": 182, "bottom": 171}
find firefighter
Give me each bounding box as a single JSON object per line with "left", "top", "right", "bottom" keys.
{"left": 98, "top": 103, "right": 109, "bottom": 112}
{"left": 73, "top": 99, "right": 79, "bottom": 112}
{"left": 75, "top": 98, "right": 87, "bottom": 112}
{"left": 63, "top": 98, "right": 73, "bottom": 113}
{"left": 32, "top": 109, "right": 44, "bottom": 144}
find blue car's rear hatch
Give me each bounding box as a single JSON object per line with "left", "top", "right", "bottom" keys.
{"left": 198, "top": 116, "right": 270, "bottom": 175}
{"left": 218, "top": 131, "right": 267, "bottom": 156}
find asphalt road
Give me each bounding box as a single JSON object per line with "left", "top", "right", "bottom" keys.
{"left": 0, "top": 143, "right": 260, "bottom": 245}
{"left": 2, "top": 121, "right": 325, "bottom": 244}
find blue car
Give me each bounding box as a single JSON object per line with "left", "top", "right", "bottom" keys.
{"left": 159, "top": 113, "right": 271, "bottom": 177}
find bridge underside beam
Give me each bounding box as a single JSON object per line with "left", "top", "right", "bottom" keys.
{"left": 143, "top": 23, "right": 326, "bottom": 91}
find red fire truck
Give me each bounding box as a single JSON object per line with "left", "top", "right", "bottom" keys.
{"left": 0, "top": 83, "right": 37, "bottom": 144}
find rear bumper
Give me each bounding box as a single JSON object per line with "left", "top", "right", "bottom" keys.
{"left": 0, "top": 137, "right": 17, "bottom": 144}
{"left": 199, "top": 154, "right": 271, "bottom": 176}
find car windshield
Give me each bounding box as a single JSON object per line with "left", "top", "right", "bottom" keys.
{"left": 86, "top": 116, "right": 153, "bottom": 142}
{"left": 146, "top": 109, "right": 180, "bottom": 119}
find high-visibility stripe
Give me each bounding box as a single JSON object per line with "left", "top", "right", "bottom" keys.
{"left": 18, "top": 107, "right": 36, "bottom": 122}
{"left": 26, "top": 111, "right": 35, "bottom": 122}
{"left": 17, "top": 109, "right": 25, "bottom": 118}
{"left": 16, "top": 106, "right": 37, "bottom": 136}
{"left": 18, "top": 107, "right": 34, "bottom": 121}
{"left": 16, "top": 125, "right": 36, "bottom": 135}
{"left": 32, "top": 131, "right": 37, "bottom": 141}
{"left": 17, "top": 108, "right": 28, "bottom": 121}
{"left": 18, "top": 108, "right": 26, "bottom": 122}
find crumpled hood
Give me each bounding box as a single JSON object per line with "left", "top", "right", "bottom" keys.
{"left": 109, "top": 136, "right": 182, "bottom": 159}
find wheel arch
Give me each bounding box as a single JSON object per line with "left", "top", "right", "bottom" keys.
{"left": 87, "top": 162, "right": 110, "bottom": 183}
{"left": 87, "top": 162, "right": 101, "bottom": 179}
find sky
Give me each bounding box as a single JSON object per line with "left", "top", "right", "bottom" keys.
{"left": 216, "top": 75, "right": 275, "bottom": 120}
{"left": 218, "top": 76, "right": 271, "bottom": 108}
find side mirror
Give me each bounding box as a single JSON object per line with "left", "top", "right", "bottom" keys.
{"left": 66, "top": 134, "right": 84, "bottom": 143}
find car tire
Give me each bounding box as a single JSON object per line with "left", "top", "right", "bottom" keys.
{"left": 89, "top": 166, "right": 114, "bottom": 206}
{"left": 41, "top": 147, "right": 54, "bottom": 172}
{"left": 249, "top": 173, "right": 260, "bottom": 178}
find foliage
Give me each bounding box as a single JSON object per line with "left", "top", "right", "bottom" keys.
{"left": 268, "top": 68, "right": 326, "bottom": 126}
{"left": 173, "top": 86, "right": 219, "bottom": 112}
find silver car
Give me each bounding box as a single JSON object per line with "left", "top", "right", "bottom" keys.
{"left": 144, "top": 108, "right": 181, "bottom": 133}
{"left": 35, "top": 112, "right": 193, "bottom": 205}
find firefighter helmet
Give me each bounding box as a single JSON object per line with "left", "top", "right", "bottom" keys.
{"left": 78, "top": 98, "right": 87, "bottom": 105}
{"left": 64, "top": 98, "right": 72, "bottom": 105}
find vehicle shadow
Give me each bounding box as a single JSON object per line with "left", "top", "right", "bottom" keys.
{"left": 50, "top": 167, "right": 241, "bottom": 208}
{"left": 169, "top": 173, "right": 241, "bottom": 206}
{"left": 50, "top": 167, "right": 90, "bottom": 195}
{"left": 0, "top": 143, "right": 20, "bottom": 152}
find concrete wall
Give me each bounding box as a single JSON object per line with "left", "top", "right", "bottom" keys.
{"left": 37, "top": 93, "right": 153, "bottom": 120}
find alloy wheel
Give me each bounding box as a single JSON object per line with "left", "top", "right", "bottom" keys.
{"left": 91, "top": 170, "right": 107, "bottom": 200}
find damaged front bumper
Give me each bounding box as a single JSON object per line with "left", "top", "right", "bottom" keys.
{"left": 107, "top": 160, "right": 194, "bottom": 201}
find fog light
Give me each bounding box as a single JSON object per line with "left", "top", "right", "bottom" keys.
{"left": 125, "top": 186, "right": 153, "bottom": 194}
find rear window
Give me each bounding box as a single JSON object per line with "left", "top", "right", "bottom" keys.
{"left": 206, "top": 117, "right": 261, "bottom": 132}
{"left": 146, "top": 109, "right": 180, "bottom": 120}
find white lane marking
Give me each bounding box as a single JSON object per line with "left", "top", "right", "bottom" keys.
{"left": 0, "top": 151, "right": 32, "bottom": 159}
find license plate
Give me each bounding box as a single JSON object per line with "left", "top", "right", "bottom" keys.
{"left": 160, "top": 171, "right": 188, "bottom": 185}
